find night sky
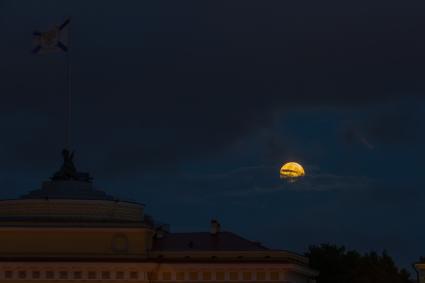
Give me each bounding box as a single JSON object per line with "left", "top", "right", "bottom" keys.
{"left": 1, "top": 0, "right": 425, "bottom": 269}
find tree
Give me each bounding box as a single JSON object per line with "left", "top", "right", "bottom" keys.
{"left": 306, "top": 244, "right": 413, "bottom": 283}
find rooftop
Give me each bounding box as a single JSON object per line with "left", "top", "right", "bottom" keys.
{"left": 153, "top": 231, "right": 269, "bottom": 251}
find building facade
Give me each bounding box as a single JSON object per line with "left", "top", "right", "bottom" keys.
{"left": 0, "top": 151, "right": 318, "bottom": 283}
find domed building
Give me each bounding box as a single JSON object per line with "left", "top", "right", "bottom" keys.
{"left": 0, "top": 150, "right": 318, "bottom": 282}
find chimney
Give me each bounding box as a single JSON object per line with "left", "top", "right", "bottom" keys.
{"left": 210, "top": 219, "right": 221, "bottom": 235}
{"left": 155, "top": 225, "right": 166, "bottom": 239}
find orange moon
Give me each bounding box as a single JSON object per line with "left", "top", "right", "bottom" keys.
{"left": 280, "top": 162, "right": 305, "bottom": 179}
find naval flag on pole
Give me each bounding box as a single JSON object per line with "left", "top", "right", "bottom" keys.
{"left": 31, "top": 18, "right": 73, "bottom": 148}
{"left": 32, "top": 18, "right": 70, "bottom": 54}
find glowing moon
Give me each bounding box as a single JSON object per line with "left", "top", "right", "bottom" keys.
{"left": 280, "top": 162, "right": 305, "bottom": 179}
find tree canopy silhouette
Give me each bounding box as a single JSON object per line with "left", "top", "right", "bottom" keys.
{"left": 306, "top": 244, "right": 413, "bottom": 283}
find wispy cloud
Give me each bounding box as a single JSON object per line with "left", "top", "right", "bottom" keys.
{"left": 222, "top": 173, "right": 372, "bottom": 198}
{"left": 175, "top": 165, "right": 373, "bottom": 201}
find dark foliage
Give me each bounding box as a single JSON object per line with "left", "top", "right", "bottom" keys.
{"left": 306, "top": 244, "right": 414, "bottom": 283}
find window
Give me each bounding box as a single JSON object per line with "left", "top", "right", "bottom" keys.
{"left": 131, "top": 271, "right": 139, "bottom": 279}
{"left": 46, "top": 271, "right": 55, "bottom": 279}
{"left": 88, "top": 271, "right": 97, "bottom": 279}
{"left": 4, "top": 271, "right": 13, "bottom": 279}
{"left": 116, "top": 271, "right": 125, "bottom": 279}
{"left": 18, "top": 271, "right": 26, "bottom": 279}
{"left": 148, "top": 272, "right": 157, "bottom": 280}
{"left": 202, "top": 272, "right": 212, "bottom": 280}
{"left": 176, "top": 272, "right": 185, "bottom": 280}
{"left": 32, "top": 271, "right": 41, "bottom": 279}
{"left": 189, "top": 272, "right": 198, "bottom": 280}
{"left": 256, "top": 272, "right": 266, "bottom": 280}
{"left": 229, "top": 272, "right": 238, "bottom": 281}
{"left": 243, "top": 272, "right": 252, "bottom": 280}
{"left": 216, "top": 272, "right": 225, "bottom": 281}
{"left": 74, "top": 271, "right": 82, "bottom": 279}
{"left": 60, "top": 271, "right": 68, "bottom": 279}
{"left": 162, "top": 272, "right": 171, "bottom": 280}
{"left": 270, "top": 272, "right": 279, "bottom": 281}
{"left": 102, "top": 271, "right": 111, "bottom": 279}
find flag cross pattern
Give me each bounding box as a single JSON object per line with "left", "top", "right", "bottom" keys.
{"left": 32, "top": 18, "right": 70, "bottom": 54}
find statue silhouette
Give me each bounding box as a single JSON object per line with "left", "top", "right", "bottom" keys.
{"left": 51, "top": 149, "right": 92, "bottom": 182}
{"left": 62, "top": 148, "right": 76, "bottom": 173}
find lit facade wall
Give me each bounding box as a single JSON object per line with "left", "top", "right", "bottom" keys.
{"left": 0, "top": 263, "right": 316, "bottom": 282}
{"left": 0, "top": 227, "right": 153, "bottom": 255}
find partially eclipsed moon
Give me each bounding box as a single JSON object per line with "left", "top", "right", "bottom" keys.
{"left": 280, "top": 162, "right": 305, "bottom": 179}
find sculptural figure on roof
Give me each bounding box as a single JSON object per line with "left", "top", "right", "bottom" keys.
{"left": 51, "top": 149, "right": 92, "bottom": 182}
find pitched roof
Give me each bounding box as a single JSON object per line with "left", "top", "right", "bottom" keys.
{"left": 152, "top": 232, "right": 269, "bottom": 251}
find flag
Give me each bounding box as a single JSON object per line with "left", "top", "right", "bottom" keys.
{"left": 32, "top": 18, "right": 70, "bottom": 54}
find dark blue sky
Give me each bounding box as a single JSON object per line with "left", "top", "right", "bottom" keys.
{"left": 1, "top": 0, "right": 425, "bottom": 269}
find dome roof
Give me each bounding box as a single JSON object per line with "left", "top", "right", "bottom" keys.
{"left": 0, "top": 197, "right": 146, "bottom": 224}
{"left": 0, "top": 180, "right": 147, "bottom": 224}
{"left": 0, "top": 150, "right": 152, "bottom": 227}
{"left": 21, "top": 180, "right": 115, "bottom": 200}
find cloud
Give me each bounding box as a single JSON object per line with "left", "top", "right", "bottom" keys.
{"left": 224, "top": 173, "right": 372, "bottom": 198}
{"left": 341, "top": 100, "right": 425, "bottom": 148}
{"left": 295, "top": 173, "right": 372, "bottom": 192}
{"left": 170, "top": 165, "right": 373, "bottom": 202}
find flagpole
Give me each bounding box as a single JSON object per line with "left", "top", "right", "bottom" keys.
{"left": 33, "top": 18, "right": 72, "bottom": 150}
{"left": 66, "top": 18, "right": 71, "bottom": 150}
